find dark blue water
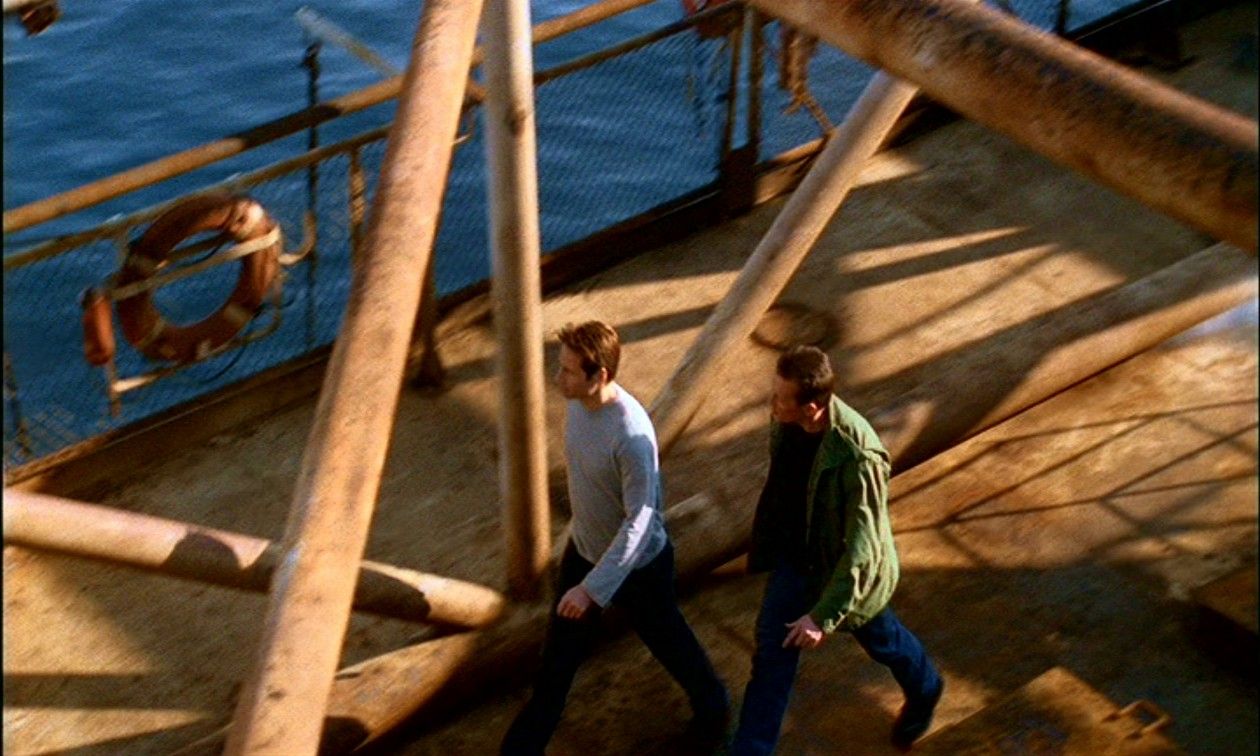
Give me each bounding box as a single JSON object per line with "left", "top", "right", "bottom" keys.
{"left": 3, "top": 0, "right": 748, "bottom": 241}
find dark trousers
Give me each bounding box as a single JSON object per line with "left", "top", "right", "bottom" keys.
{"left": 731, "top": 562, "right": 941, "bottom": 756}
{"left": 501, "top": 540, "right": 728, "bottom": 756}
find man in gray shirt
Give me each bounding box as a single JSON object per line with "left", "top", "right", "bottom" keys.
{"left": 501, "top": 320, "right": 729, "bottom": 755}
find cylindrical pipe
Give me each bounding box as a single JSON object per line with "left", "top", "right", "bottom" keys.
{"left": 651, "top": 71, "right": 920, "bottom": 454}
{"left": 746, "top": 0, "right": 1258, "bottom": 252}
{"left": 482, "top": 0, "right": 551, "bottom": 599}
{"left": 1, "top": 0, "right": 659, "bottom": 235}
{"left": 222, "top": 0, "right": 486, "bottom": 751}
{"left": 1, "top": 490, "right": 506, "bottom": 628}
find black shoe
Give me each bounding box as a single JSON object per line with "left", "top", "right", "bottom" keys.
{"left": 891, "top": 678, "right": 944, "bottom": 752}
{"left": 684, "top": 703, "right": 732, "bottom": 753}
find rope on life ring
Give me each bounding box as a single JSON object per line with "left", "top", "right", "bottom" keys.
{"left": 114, "top": 193, "right": 282, "bottom": 364}
{"left": 778, "top": 26, "right": 833, "bottom": 133}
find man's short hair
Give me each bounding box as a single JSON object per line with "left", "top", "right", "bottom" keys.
{"left": 557, "top": 321, "right": 621, "bottom": 381}
{"left": 776, "top": 345, "right": 834, "bottom": 406}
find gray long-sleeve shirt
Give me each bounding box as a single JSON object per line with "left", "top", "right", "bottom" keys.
{"left": 565, "top": 384, "right": 669, "bottom": 606}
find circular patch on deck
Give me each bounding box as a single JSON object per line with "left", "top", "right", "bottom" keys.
{"left": 751, "top": 302, "right": 836, "bottom": 351}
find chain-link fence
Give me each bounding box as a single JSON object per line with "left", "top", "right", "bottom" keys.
{"left": 2, "top": 0, "right": 1155, "bottom": 473}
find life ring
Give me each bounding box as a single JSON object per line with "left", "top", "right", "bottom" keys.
{"left": 681, "top": 0, "right": 734, "bottom": 39}
{"left": 115, "top": 193, "right": 281, "bottom": 364}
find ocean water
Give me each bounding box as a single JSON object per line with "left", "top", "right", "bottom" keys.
{"left": 1, "top": 0, "right": 1139, "bottom": 466}
{"left": 0, "top": 1, "right": 660, "bottom": 238}
{"left": 4, "top": 0, "right": 1132, "bottom": 231}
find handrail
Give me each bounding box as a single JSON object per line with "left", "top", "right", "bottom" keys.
{"left": 3, "top": 126, "right": 390, "bottom": 269}
{"left": 535, "top": 2, "right": 739, "bottom": 85}
{"left": 1, "top": 0, "right": 659, "bottom": 234}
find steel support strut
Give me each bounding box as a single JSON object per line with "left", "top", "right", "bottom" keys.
{"left": 223, "top": 0, "right": 486, "bottom": 752}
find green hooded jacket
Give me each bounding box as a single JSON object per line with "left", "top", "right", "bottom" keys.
{"left": 749, "top": 395, "right": 900, "bottom": 632}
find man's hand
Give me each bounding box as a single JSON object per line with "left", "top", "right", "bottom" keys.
{"left": 783, "top": 614, "right": 825, "bottom": 649}
{"left": 556, "top": 584, "right": 596, "bottom": 619}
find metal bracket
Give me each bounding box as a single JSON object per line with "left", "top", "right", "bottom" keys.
{"left": 1105, "top": 699, "right": 1173, "bottom": 739}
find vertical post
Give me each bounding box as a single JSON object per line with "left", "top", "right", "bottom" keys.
{"left": 1055, "top": 0, "right": 1070, "bottom": 36}
{"left": 3, "top": 352, "right": 31, "bottom": 459}
{"left": 482, "top": 0, "right": 551, "bottom": 599}
{"left": 719, "top": 12, "right": 743, "bottom": 165}
{"left": 348, "top": 147, "right": 367, "bottom": 263}
{"left": 747, "top": 7, "right": 764, "bottom": 163}
{"left": 222, "top": 0, "right": 485, "bottom": 751}
{"left": 301, "top": 40, "right": 323, "bottom": 349}
{"left": 652, "top": 72, "right": 920, "bottom": 454}
{"left": 719, "top": 9, "right": 756, "bottom": 217}
{"left": 106, "top": 229, "right": 131, "bottom": 417}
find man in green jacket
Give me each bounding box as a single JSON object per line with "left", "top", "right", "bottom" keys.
{"left": 731, "top": 346, "right": 943, "bottom": 754}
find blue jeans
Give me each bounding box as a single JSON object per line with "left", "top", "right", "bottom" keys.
{"left": 501, "top": 541, "right": 728, "bottom": 755}
{"left": 731, "top": 563, "right": 941, "bottom": 756}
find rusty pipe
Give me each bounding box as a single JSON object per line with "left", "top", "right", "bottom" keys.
{"left": 653, "top": 71, "right": 921, "bottom": 454}
{"left": 483, "top": 0, "right": 552, "bottom": 599}
{"left": 746, "top": 0, "right": 1258, "bottom": 252}
{"left": 223, "top": 0, "right": 485, "bottom": 751}
{"left": 1, "top": 489, "right": 507, "bottom": 629}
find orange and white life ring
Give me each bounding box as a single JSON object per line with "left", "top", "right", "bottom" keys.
{"left": 114, "top": 193, "right": 281, "bottom": 364}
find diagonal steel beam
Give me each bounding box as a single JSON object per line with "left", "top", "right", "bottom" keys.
{"left": 2, "top": 489, "right": 507, "bottom": 628}
{"left": 223, "top": 0, "right": 486, "bottom": 752}
{"left": 653, "top": 71, "right": 921, "bottom": 454}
